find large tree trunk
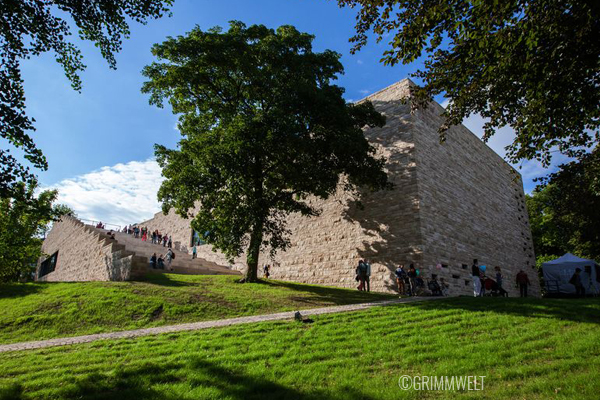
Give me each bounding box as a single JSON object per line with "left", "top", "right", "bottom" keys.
{"left": 245, "top": 220, "right": 263, "bottom": 282}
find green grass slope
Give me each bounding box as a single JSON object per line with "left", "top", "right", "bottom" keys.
{"left": 0, "top": 274, "right": 394, "bottom": 345}
{"left": 1, "top": 297, "right": 599, "bottom": 399}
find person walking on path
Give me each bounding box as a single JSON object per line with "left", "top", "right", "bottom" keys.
{"left": 569, "top": 268, "right": 585, "bottom": 297}
{"left": 192, "top": 245, "right": 197, "bottom": 259}
{"left": 168, "top": 236, "right": 173, "bottom": 249}
{"left": 263, "top": 264, "right": 270, "bottom": 279}
{"left": 407, "top": 264, "right": 417, "bottom": 296}
{"left": 356, "top": 260, "right": 368, "bottom": 291}
{"left": 363, "top": 259, "right": 371, "bottom": 292}
{"left": 472, "top": 259, "right": 481, "bottom": 297}
{"left": 395, "top": 265, "right": 407, "bottom": 296}
{"left": 516, "top": 270, "right": 531, "bottom": 297}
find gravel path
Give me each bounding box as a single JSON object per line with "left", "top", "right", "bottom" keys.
{"left": 0, "top": 296, "right": 438, "bottom": 353}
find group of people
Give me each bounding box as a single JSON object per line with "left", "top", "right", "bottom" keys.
{"left": 393, "top": 264, "right": 449, "bottom": 297}
{"left": 354, "top": 258, "right": 534, "bottom": 298}
{"left": 355, "top": 260, "right": 372, "bottom": 291}
{"left": 471, "top": 259, "right": 530, "bottom": 297}
{"left": 122, "top": 225, "right": 173, "bottom": 248}
{"left": 119, "top": 224, "right": 180, "bottom": 270}
{"left": 150, "top": 249, "right": 175, "bottom": 270}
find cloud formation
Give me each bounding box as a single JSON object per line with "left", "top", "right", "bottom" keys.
{"left": 48, "top": 159, "right": 164, "bottom": 228}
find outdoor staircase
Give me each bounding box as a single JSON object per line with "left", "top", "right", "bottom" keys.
{"left": 92, "top": 226, "right": 240, "bottom": 277}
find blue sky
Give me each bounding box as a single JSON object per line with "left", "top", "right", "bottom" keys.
{"left": 18, "top": 0, "right": 563, "bottom": 226}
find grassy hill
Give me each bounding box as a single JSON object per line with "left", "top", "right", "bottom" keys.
{"left": 1, "top": 297, "right": 599, "bottom": 399}
{"left": 0, "top": 274, "right": 394, "bottom": 345}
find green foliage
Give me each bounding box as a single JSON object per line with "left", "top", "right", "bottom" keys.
{"left": 1, "top": 297, "right": 600, "bottom": 399}
{"left": 0, "top": 274, "right": 393, "bottom": 345}
{"left": 527, "top": 147, "right": 600, "bottom": 262}
{"left": 0, "top": 0, "right": 173, "bottom": 198}
{"left": 0, "top": 181, "right": 58, "bottom": 283}
{"left": 142, "top": 22, "right": 390, "bottom": 281}
{"left": 337, "top": 0, "right": 600, "bottom": 165}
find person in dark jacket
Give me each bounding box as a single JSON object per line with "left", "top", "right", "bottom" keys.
{"left": 395, "top": 265, "right": 407, "bottom": 296}
{"left": 516, "top": 270, "right": 531, "bottom": 297}
{"left": 569, "top": 268, "right": 585, "bottom": 297}
{"left": 150, "top": 253, "right": 157, "bottom": 269}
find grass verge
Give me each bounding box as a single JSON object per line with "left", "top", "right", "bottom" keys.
{"left": 1, "top": 297, "right": 599, "bottom": 399}
{"left": 0, "top": 274, "right": 394, "bottom": 344}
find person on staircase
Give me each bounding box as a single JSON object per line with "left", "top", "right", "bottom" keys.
{"left": 192, "top": 245, "right": 197, "bottom": 259}
{"left": 168, "top": 236, "right": 173, "bottom": 249}
{"left": 150, "top": 253, "right": 157, "bottom": 269}
{"left": 166, "top": 248, "right": 175, "bottom": 270}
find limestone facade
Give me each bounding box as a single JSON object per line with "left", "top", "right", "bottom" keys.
{"left": 38, "top": 216, "right": 147, "bottom": 282}
{"left": 139, "top": 79, "right": 540, "bottom": 297}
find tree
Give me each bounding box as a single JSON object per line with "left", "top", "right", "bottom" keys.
{"left": 526, "top": 146, "right": 600, "bottom": 262}
{"left": 0, "top": 181, "right": 64, "bottom": 282}
{"left": 0, "top": 0, "right": 173, "bottom": 198}
{"left": 142, "top": 22, "right": 390, "bottom": 281}
{"left": 336, "top": 0, "right": 600, "bottom": 166}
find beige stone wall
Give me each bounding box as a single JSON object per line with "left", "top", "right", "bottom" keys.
{"left": 256, "top": 81, "right": 424, "bottom": 292}
{"left": 38, "top": 216, "right": 144, "bottom": 282}
{"left": 134, "top": 78, "right": 540, "bottom": 296}
{"left": 411, "top": 102, "right": 540, "bottom": 297}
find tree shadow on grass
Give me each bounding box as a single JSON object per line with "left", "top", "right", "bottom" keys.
{"left": 408, "top": 296, "right": 600, "bottom": 325}
{"left": 186, "top": 358, "right": 376, "bottom": 400}
{"left": 1, "top": 358, "right": 377, "bottom": 400}
{"left": 259, "top": 280, "right": 395, "bottom": 306}
{"left": 134, "top": 273, "right": 206, "bottom": 288}
{"left": 0, "top": 283, "right": 44, "bottom": 299}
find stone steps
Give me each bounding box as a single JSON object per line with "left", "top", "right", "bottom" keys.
{"left": 88, "top": 226, "right": 240, "bottom": 277}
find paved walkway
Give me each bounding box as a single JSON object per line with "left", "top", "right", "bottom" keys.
{"left": 0, "top": 297, "right": 437, "bottom": 353}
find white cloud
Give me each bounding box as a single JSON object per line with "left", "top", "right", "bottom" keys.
{"left": 48, "top": 159, "right": 164, "bottom": 228}
{"left": 359, "top": 89, "right": 370, "bottom": 95}
{"left": 357, "top": 59, "right": 364, "bottom": 65}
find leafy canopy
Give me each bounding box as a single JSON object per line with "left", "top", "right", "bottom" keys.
{"left": 0, "top": 0, "right": 172, "bottom": 198}
{"left": 142, "top": 22, "right": 390, "bottom": 280}
{"left": 0, "top": 181, "right": 70, "bottom": 283}
{"left": 526, "top": 146, "right": 600, "bottom": 262}
{"left": 336, "top": 0, "right": 600, "bottom": 165}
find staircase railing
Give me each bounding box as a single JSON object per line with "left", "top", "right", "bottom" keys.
{"left": 78, "top": 218, "right": 122, "bottom": 232}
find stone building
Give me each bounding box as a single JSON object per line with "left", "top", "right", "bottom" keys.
{"left": 137, "top": 78, "right": 540, "bottom": 297}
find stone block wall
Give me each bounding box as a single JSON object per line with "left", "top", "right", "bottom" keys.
{"left": 133, "top": 78, "right": 540, "bottom": 296}
{"left": 411, "top": 101, "right": 540, "bottom": 297}
{"left": 38, "top": 216, "right": 145, "bottom": 282}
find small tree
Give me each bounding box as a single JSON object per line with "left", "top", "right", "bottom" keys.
{"left": 142, "top": 22, "right": 390, "bottom": 281}
{"left": 0, "top": 181, "right": 63, "bottom": 282}
{"left": 527, "top": 146, "right": 600, "bottom": 262}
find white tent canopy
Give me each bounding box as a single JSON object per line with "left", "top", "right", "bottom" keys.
{"left": 542, "top": 253, "right": 599, "bottom": 295}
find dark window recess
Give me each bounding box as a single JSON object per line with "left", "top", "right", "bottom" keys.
{"left": 465, "top": 280, "right": 470, "bottom": 286}
{"left": 462, "top": 264, "right": 468, "bottom": 269}
{"left": 39, "top": 251, "right": 58, "bottom": 278}
{"left": 452, "top": 274, "right": 460, "bottom": 279}
{"left": 441, "top": 264, "right": 448, "bottom": 268}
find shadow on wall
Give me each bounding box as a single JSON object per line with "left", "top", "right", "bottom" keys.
{"left": 1, "top": 357, "right": 378, "bottom": 400}
{"left": 341, "top": 99, "right": 422, "bottom": 293}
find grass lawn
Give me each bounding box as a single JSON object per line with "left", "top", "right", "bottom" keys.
{"left": 0, "top": 274, "right": 394, "bottom": 345}
{"left": 1, "top": 297, "right": 599, "bottom": 399}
